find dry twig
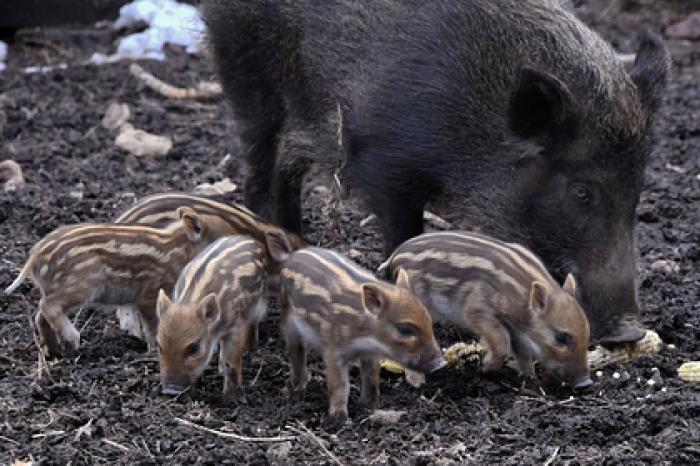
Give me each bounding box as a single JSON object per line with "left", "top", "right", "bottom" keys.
{"left": 175, "top": 417, "right": 295, "bottom": 443}
{"left": 288, "top": 422, "right": 344, "bottom": 466}
{"left": 130, "top": 64, "right": 222, "bottom": 100}
{"left": 103, "top": 438, "right": 130, "bottom": 452}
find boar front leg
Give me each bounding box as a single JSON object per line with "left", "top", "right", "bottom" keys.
{"left": 376, "top": 200, "right": 425, "bottom": 256}
{"left": 359, "top": 358, "right": 381, "bottom": 409}
{"left": 323, "top": 349, "right": 350, "bottom": 420}
{"left": 470, "top": 318, "right": 511, "bottom": 373}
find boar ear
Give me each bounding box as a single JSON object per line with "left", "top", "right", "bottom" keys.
{"left": 156, "top": 289, "right": 172, "bottom": 319}
{"left": 528, "top": 281, "right": 549, "bottom": 315}
{"left": 630, "top": 31, "right": 670, "bottom": 114}
{"left": 361, "top": 283, "right": 386, "bottom": 317}
{"left": 178, "top": 207, "right": 204, "bottom": 242}
{"left": 265, "top": 228, "right": 293, "bottom": 262}
{"left": 509, "top": 65, "right": 577, "bottom": 142}
{"left": 562, "top": 273, "right": 577, "bottom": 296}
{"left": 394, "top": 267, "right": 412, "bottom": 291}
{"left": 199, "top": 293, "right": 221, "bottom": 324}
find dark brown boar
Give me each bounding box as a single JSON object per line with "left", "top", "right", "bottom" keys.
{"left": 201, "top": 0, "right": 670, "bottom": 344}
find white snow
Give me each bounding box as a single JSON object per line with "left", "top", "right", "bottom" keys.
{"left": 0, "top": 40, "right": 7, "bottom": 72}
{"left": 91, "top": 0, "right": 204, "bottom": 64}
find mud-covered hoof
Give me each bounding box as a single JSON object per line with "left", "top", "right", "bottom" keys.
{"left": 324, "top": 413, "right": 349, "bottom": 431}
{"left": 288, "top": 385, "right": 307, "bottom": 404}
{"left": 598, "top": 321, "right": 646, "bottom": 347}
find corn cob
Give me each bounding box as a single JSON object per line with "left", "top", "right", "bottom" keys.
{"left": 587, "top": 330, "right": 662, "bottom": 370}
{"left": 677, "top": 362, "right": 700, "bottom": 383}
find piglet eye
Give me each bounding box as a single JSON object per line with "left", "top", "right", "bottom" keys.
{"left": 555, "top": 332, "right": 572, "bottom": 347}
{"left": 185, "top": 341, "right": 201, "bottom": 357}
{"left": 571, "top": 184, "right": 590, "bottom": 203}
{"left": 396, "top": 322, "right": 419, "bottom": 338}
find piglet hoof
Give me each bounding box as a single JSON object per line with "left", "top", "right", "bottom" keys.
{"left": 324, "top": 412, "right": 350, "bottom": 431}
{"left": 288, "top": 385, "right": 307, "bottom": 404}
{"left": 360, "top": 395, "right": 381, "bottom": 410}
{"left": 223, "top": 389, "right": 248, "bottom": 405}
{"left": 223, "top": 378, "right": 245, "bottom": 400}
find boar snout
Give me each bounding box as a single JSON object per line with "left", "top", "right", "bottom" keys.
{"left": 574, "top": 375, "right": 593, "bottom": 389}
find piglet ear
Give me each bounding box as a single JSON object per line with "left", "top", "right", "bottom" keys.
{"left": 562, "top": 273, "right": 577, "bottom": 296}
{"left": 529, "top": 281, "right": 549, "bottom": 315}
{"left": 394, "top": 267, "right": 412, "bottom": 291}
{"left": 199, "top": 293, "right": 221, "bottom": 325}
{"left": 177, "top": 207, "right": 204, "bottom": 242}
{"left": 361, "top": 284, "right": 386, "bottom": 317}
{"left": 509, "top": 65, "right": 577, "bottom": 143}
{"left": 630, "top": 31, "right": 670, "bottom": 114}
{"left": 156, "top": 289, "right": 172, "bottom": 319}
{"left": 265, "top": 228, "right": 293, "bottom": 262}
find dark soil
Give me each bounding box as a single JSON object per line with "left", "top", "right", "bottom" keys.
{"left": 1, "top": 2, "right": 699, "bottom": 464}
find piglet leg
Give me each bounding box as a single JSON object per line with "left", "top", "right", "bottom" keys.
{"left": 470, "top": 318, "right": 511, "bottom": 373}
{"left": 38, "top": 296, "right": 80, "bottom": 354}
{"left": 323, "top": 349, "right": 350, "bottom": 420}
{"left": 359, "top": 358, "right": 381, "bottom": 409}
{"left": 245, "top": 321, "right": 259, "bottom": 351}
{"left": 284, "top": 324, "right": 308, "bottom": 391}
{"left": 222, "top": 322, "right": 247, "bottom": 395}
{"left": 34, "top": 311, "right": 63, "bottom": 357}
{"left": 137, "top": 290, "right": 159, "bottom": 351}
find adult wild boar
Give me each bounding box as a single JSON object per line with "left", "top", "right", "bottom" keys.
{"left": 201, "top": 0, "right": 670, "bottom": 344}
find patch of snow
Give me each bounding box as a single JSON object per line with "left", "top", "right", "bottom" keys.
{"left": 0, "top": 40, "right": 6, "bottom": 71}
{"left": 91, "top": 0, "right": 204, "bottom": 63}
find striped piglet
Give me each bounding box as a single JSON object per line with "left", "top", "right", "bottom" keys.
{"left": 156, "top": 235, "right": 268, "bottom": 396}
{"left": 5, "top": 207, "right": 214, "bottom": 356}
{"left": 265, "top": 230, "right": 446, "bottom": 420}
{"left": 114, "top": 192, "right": 306, "bottom": 339}
{"left": 379, "top": 231, "right": 592, "bottom": 388}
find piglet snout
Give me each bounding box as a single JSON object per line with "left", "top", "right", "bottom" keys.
{"left": 161, "top": 383, "right": 188, "bottom": 396}
{"left": 426, "top": 355, "right": 448, "bottom": 373}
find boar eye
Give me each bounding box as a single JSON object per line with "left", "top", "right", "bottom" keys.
{"left": 571, "top": 184, "right": 591, "bottom": 203}
{"left": 185, "top": 341, "right": 201, "bottom": 357}
{"left": 555, "top": 331, "right": 572, "bottom": 347}
{"left": 396, "top": 322, "right": 419, "bottom": 338}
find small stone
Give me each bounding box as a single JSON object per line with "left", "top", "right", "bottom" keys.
{"left": 102, "top": 102, "right": 131, "bottom": 131}
{"left": 194, "top": 178, "right": 237, "bottom": 196}
{"left": 650, "top": 259, "right": 680, "bottom": 275}
{"left": 595, "top": 370, "right": 603, "bottom": 378}
{"left": 613, "top": 372, "right": 620, "bottom": 379}
{"left": 115, "top": 128, "right": 172, "bottom": 157}
{"left": 368, "top": 409, "right": 406, "bottom": 426}
{"left": 0, "top": 159, "right": 25, "bottom": 191}
{"left": 266, "top": 441, "right": 292, "bottom": 466}
{"left": 665, "top": 12, "right": 700, "bottom": 40}
{"left": 405, "top": 369, "right": 426, "bottom": 388}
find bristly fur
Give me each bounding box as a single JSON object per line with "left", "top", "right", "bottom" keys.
{"left": 201, "top": 0, "right": 670, "bottom": 343}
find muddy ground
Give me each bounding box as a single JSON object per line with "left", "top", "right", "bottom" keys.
{"left": 1, "top": 2, "right": 699, "bottom": 464}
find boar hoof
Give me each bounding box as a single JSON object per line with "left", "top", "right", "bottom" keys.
{"left": 598, "top": 320, "right": 646, "bottom": 347}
